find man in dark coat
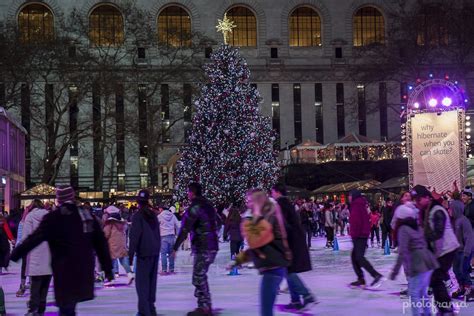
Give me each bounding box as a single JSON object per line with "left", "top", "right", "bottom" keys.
{"left": 173, "top": 182, "right": 218, "bottom": 316}
{"left": 271, "top": 184, "right": 317, "bottom": 312}
{"left": 381, "top": 198, "right": 394, "bottom": 249}
{"left": 349, "top": 189, "right": 384, "bottom": 289}
{"left": 129, "top": 189, "right": 161, "bottom": 316}
{"left": 11, "top": 185, "right": 113, "bottom": 316}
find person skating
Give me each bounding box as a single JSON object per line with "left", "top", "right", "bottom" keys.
{"left": 461, "top": 187, "right": 474, "bottom": 228}
{"left": 448, "top": 200, "right": 474, "bottom": 301}
{"left": 103, "top": 212, "right": 135, "bottom": 285}
{"left": 231, "top": 189, "right": 291, "bottom": 316}
{"left": 299, "top": 204, "right": 313, "bottom": 248}
{"left": 324, "top": 203, "right": 335, "bottom": 248}
{"left": 348, "top": 189, "right": 385, "bottom": 289}
{"left": 128, "top": 189, "right": 161, "bottom": 316}
{"left": 158, "top": 206, "right": 180, "bottom": 275}
{"left": 0, "top": 213, "right": 13, "bottom": 316}
{"left": 20, "top": 199, "right": 52, "bottom": 316}
{"left": 370, "top": 208, "right": 381, "bottom": 248}
{"left": 172, "top": 182, "right": 219, "bottom": 316}
{"left": 15, "top": 203, "right": 32, "bottom": 297}
{"left": 381, "top": 198, "right": 394, "bottom": 249}
{"left": 10, "top": 185, "right": 113, "bottom": 316}
{"left": 271, "top": 184, "right": 317, "bottom": 313}
{"left": 340, "top": 204, "right": 350, "bottom": 236}
{"left": 224, "top": 206, "right": 243, "bottom": 259}
{"left": 390, "top": 213, "right": 439, "bottom": 316}
{"left": 391, "top": 191, "right": 419, "bottom": 298}
{"left": 0, "top": 213, "right": 13, "bottom": 275}
{"left": 412, "top": 185, "right": 460, "bottom": 316}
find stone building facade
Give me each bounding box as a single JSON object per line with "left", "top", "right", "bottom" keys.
{"left": 0, "top": 0, "right": 471, "bottom": 193}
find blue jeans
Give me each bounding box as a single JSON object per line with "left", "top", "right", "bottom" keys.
{"left": 161, "top": 235, "right": 176, "bottom": 272}
{"left": 112, "top": 257, "right": 132, "bottom": 274}
{"left": 260, "top": 268, "right": 286, "bottom": 316}
{"left": 453, "top": 251, "right": 473, "bottom": 288}
{"left": 408, "top": 270, "right": 433, "bottom": 316}
{"left": 287, "top": 272, "right": 311, "bottom": 303}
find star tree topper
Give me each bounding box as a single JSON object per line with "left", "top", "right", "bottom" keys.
{"left": 216, "top": 13, "right": 236, "bottom": 44}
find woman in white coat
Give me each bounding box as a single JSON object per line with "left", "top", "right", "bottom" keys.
{"left": 21, "top": 199, "right": 52, "bottom": 316}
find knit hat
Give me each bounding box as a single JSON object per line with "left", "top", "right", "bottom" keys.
{"left": 349, "top": 189, "right": 362, "bottom": 200}
{"left": 108, "top": 212, "right": 122, "bottom": 221}
{"left": 462, "top": 187, "right": 473, "bottom": 197}
{"left": 56, "top": 185, "right": 75, "bottom": 205}
{"left": 137, "top": 189, "right": 150, "bottom": 203}
{"left": 105, "top": 205, "right": 120, "bottom": 214}
{"left": 411, "top": 185, "right": 432, "bottom": 198}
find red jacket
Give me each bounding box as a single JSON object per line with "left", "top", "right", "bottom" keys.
{"left": 350, "top": 197, "right": 371, "bottom": 238}
{"left": 370, "top": 212, "right": 381, "bottom": 227}
{"left": 3, "top": 221, "right": 14, "bottom": 241}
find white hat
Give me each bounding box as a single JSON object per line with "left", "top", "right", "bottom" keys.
{"left": 105, "top": 205, "right": 120, "bottom": 214}
{"left": 169, "top": 206, "right": 176, "bottom": 213}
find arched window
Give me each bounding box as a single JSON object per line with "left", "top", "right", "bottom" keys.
{"left": 225, "top": 6, "right": 257, "bottom": 47}
{"left": 416, "top": 7, "right": 449, "bottom": 46}
{"left": 89, "top": 4, "right": 124, "bottom": 46}
{"left": 157, "top": 6, "right": 192, "bottom": 47}
{"left": 18, "top": 3, "right": 54, "bottom": 43}
{"left": 353, "top": 6, "right": 385, "bottom": 47}
{"left": 289, "top": 7, "right": 321, "bottom": 47}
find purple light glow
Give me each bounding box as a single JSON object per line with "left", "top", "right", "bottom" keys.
{"left": 413, "top": 102, "right": 420, "bottom": 109}
{"left": 428, "top": 98, "right": 438, "bottom": 107}
{"left": 442, "top": 97, "right": 452, "bottom": 106}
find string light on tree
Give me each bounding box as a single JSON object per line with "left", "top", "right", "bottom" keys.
{"left": 174, "top": 23, "right": 279, "bottom": 206}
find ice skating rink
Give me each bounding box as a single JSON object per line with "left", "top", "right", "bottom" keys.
{"left": 2, "top": 236, "right": 474, "bottom": 315}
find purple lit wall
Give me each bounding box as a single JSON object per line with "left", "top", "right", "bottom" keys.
{"left": 0, "top": 108, "right": 26, "bottom": 213}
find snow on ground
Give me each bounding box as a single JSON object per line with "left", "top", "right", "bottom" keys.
{"left": 2, "top": 235, "right": 474, "bottom": 315}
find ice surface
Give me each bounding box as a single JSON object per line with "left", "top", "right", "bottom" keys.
{"left": 2, "top": 236, "right": 473, "bottom": 315}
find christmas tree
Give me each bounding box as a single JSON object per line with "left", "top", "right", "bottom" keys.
{"left": 174, "top": 44, "right": 280, "bottom": 206}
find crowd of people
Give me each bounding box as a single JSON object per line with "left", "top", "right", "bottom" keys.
{"left": 0, "top": 181, "right": 473, "bottom": 316}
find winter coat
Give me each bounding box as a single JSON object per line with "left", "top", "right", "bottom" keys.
{"left": 464, "top": 200, "right": 474, "bottom": 229}
{"left": 424, "top": 204, "right": 460, "bottom": 258}
{"left": 276, "top": 196, "right": 311, "bottom": 274}
{"left": 17, "top": 221, "right": 24, "bottom": 244}
{"left": 392, "top": 218, "right": 439, "bottom": 278}
{"left": 450, "top": 200, "right": 474, "bottom": 257}
{"left": 129, "top": 206, "right": 161, "bottom": 258}
{"left": 370, "top": 212, "right": 381, "bottom": 228}
{"left": 300, "top": 209, "right": 312, "bottom": 227}
{"left": 0, "top": 226, "right": 10, "bottom": 268}
{"left": 224, "top": 217, "right": 243, "bottom": 242}
{"left": 22, "top": 208, "right": 52, "bottom": 276}
{"left": 173, "top": 197, "right": 219, "bottom": 253}
{"left": 381, "top": 205, "right": 394, "bottom": 229}
{"left": 349, "top": 196, "right": 371, "bottom": 239}
{"left": 391, "top": 202, "right": 419, "bottom": 230}
{"left": 103, "top": 218, "right": 128, "bottom": 259}
{"left": 158, "top": 210, "right": 180, "bottom": 237}
{"left": 325, "top": 210, "right": 335, "bottom": 228}
{"left": 11, "top": 202, "right": 113, "bottom": 306}
{"left": 239, "top": 201, "right": 291, "bottom": 273}
{"left": 1, "top": 221, "right": 13, "bottom": 241}
{"left": 340, "top": 208, "right": 350, "bottom": 220}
